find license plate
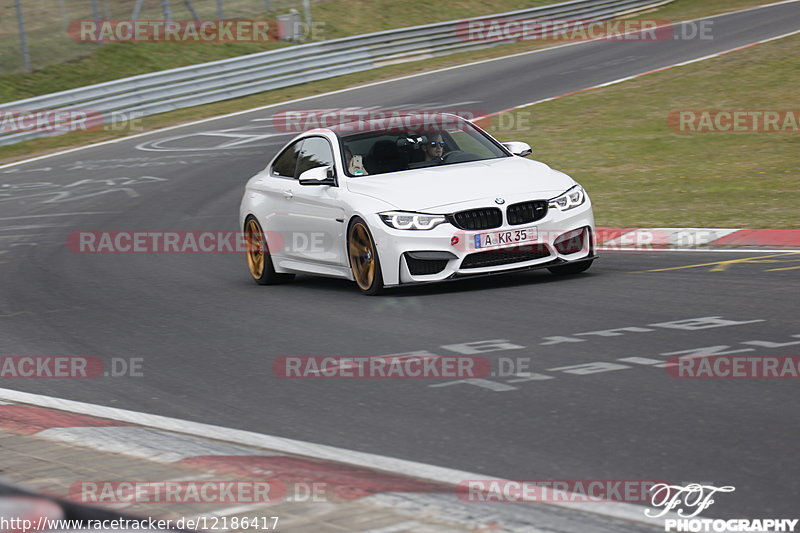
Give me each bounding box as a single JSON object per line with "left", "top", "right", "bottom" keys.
{"left": 473, "top": 227, "right": 537, "bottom": 249}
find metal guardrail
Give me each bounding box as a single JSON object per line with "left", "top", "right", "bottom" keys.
{"left": 0, "top": 0, "right": 673, "bottom": 146}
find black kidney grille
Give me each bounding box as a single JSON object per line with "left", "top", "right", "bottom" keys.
{"left": 461, "top": 244, "right": 551, "bottom": 269}
{"left": 507, "top": 200, "right": 548, "bottom": 225}
{"left": 450, "top": 208, "right": 503, "bottom": 230}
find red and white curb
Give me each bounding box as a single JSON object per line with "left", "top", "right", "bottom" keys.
{"left": 0, "top": 389, "right": 670, "bottom": 532}
{"left": 596, "top": 227, "right": 800, "bottom": 252}
{"left": 0, "top": 404, "right": 446, "bottom": 497}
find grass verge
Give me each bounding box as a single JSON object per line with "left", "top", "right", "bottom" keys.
{"left": 485, "top": 34, "right": 799, "bottom": 228}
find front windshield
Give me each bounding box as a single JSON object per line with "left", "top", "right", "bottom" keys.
{"left": 338, "top": 116, "right": 509, "bottom": 177}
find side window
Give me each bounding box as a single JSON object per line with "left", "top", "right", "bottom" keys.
{"left": 272, "top": 141, "right": 302, "bottom": 178}
{"left": 296, "top": 137, "right": 335, "bottom": 177}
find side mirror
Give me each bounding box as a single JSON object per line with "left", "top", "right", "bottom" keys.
{"left": 299, "top": 166, "right": 335, "bottom": 186}
{"left": 502, "top": 141, "right": 532, "bottom": 157}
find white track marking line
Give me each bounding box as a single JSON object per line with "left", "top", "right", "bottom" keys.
{"left": 0, "top": 224, "right": 74, "bottom": 231}
{"left": 1, "top": 1, "right": 798, "bottom": 170}
{"left": 0, "top": 212, "right": 115, "bottom": 220}
{"left": 0, "top": 388, "right": 661, "bottom": 527}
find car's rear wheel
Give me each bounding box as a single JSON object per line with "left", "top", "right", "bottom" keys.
{"left": 245, "top": 216, "right": 295, "bottom": 285}
{"left": 348, "top": 218, "right": 384, "bottom": 295}
{"left": 548, "top": 259, "right": 594, "bottom": 276}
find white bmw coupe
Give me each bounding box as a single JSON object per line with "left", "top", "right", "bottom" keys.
{"left": 240, "top": 113, "right": 595, "bottom": 294}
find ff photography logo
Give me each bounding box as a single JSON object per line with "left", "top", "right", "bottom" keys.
{"left": 646, "top": 483, "right": 798, "bottom": 532}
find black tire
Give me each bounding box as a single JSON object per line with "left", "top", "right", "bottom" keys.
{"left": 244, "top": 216, "right": 295, "bottom": 285}
{"left": 548, "top": 260, "right": 594, "bottom": 276}
{"left": 347, "top": 217, "right": 384, "bottom": 295}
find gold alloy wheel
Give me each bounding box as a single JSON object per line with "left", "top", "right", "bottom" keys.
{"left": 245, "top": 218, "right": 265, "bottom": 279}
{"left": 348, "top": 222, "right": 376, "bottom": 291}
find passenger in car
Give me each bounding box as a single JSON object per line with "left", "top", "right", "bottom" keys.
{"left": 344, "top": 146, "right": 368, "bottom": 176}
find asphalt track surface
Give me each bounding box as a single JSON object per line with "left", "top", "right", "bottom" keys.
{"left": 1, "top": 1, "right": 799, "bottom": 522}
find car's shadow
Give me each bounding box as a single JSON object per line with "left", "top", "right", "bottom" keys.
{"left": 285, "top": 268, "right": 597, "bottom": 297}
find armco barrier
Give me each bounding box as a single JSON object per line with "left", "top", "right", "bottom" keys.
{"left": 0, "top": 0, "right": 673, "bottom": 146}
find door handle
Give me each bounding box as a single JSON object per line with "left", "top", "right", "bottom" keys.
{"left": 283, "top": 189, "right": 294, "bottom": 200}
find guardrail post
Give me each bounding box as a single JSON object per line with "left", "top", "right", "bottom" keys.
{"left": 58, "top": 0, "right": 69, "bottom": 31}
{"left": 161, "top": 0, "right": 172, "bottom": 21}
{"left": 132, "top": 0, "right": 146, "bottom": 19}
{"left": 302, "top": 0, "right": 312, "bottom": 30}
{"left": 91, "top": 0, "right": 104, "bottom": 45}
{"left": 183, "top": 0, "right": 200, "bottom": 20}
{"left": 13, "top": 0, "right": 31, "bottom": 73}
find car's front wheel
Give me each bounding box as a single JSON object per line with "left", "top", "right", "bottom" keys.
{"left": 244, "top": 216, "right": 295, "bottom": 285}
{"left": 548, "top": 259, "right": 594, "bottom": 276}
{"left": 348, "top": 218, "right": 384, "bottom": 295}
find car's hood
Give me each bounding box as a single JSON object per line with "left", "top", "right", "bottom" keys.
{"left": 345, "top": 157, "right": 576, "bottom": 211}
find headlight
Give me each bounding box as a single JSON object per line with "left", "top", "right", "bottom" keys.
{"left": 549, "top": 185, "right": 586, "bottom": 211}
{"left": 379, "top": 211, "right": 447, "bottom": 230}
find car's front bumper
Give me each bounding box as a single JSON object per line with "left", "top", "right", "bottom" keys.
{"left": 368, "top": 201, "right": 595, "bottom": 286}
